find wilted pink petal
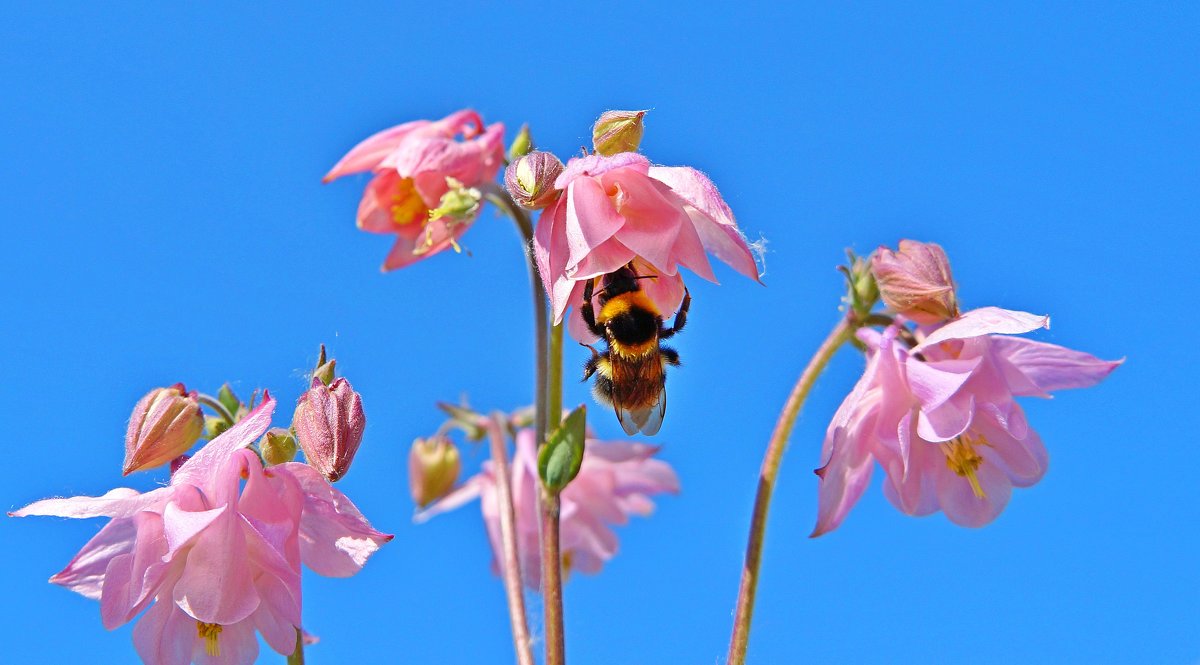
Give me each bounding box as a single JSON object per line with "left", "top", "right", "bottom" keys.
{"left": 326, "top": 109, "right": 504, "bottom": 271}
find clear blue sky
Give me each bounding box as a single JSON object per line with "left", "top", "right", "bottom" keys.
{"left": 2, "top": 3, "right": 1195, "bottom": 663}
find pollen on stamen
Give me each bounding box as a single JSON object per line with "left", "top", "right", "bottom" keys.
{"left": 942, "top": 436, "right": 987, "bottom": 499}
{"left": 196, "top": 622, "right": 223, "bottom": 657}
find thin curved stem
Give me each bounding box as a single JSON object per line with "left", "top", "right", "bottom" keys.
{"left": 485, "top": 415, "right": 535, "bottom": 665}
{"left": 195, "top": 393, "right": 235, "bottom": 424}
{"left": 726, "top": 316, "right": 856, "bottom": 664}
{"left": 485, "top": 185, "right": 549, "bottom": 449}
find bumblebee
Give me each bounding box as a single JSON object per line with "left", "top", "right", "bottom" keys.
{"left": 581, "top": 263, "right": 690, "bottom": 435}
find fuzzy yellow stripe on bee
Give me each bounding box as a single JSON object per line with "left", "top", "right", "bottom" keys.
{"left": 598, "top": 291, "right": 659, "bottom": 322}
{"left": 610, "top": 339, "right": 657, "bottom": 357}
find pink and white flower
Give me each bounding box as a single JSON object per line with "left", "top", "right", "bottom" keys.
{"left": 418, "top": 427, "right": 678, "bottom": 587}
{"left": 11, "top": 396, "right": 392, "bottom": 664}
{"left": 812, "top": 307, "right": 1121, "bottom": 536}
{"left": 324, "top": 109, "right": 505, "bottom": 271}
{"left": 532, "top": 152, "right": 761, "bottom": 342}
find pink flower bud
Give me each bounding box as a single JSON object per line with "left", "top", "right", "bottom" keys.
{"left": 123, "top": 384, "right": 204, "bottom": 475}
{"left": 871, "top": 239, "right": 959, "bottom": 324}
{"left": 504, "top": 151, "right": 565, "bottom": 210}
{"left": 408, "top": 436, "right": 461, "bottom": 507}
{"left": 293, "top": 377, "right": 365, "bottom": 482}
{"left": 592, "top": 109, "right": 646, "bottom": 156}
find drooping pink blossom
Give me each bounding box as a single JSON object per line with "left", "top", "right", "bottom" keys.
{"left": 418, "top": 427, "right": 678, "bottom": 587}
{"left": 324, "top": 109, "right": 505, "bottom": 271}
{"left": 11, "top": 396, "right": 391, "bottom": 664}
{"left": 532, "top": 152, "right": 761, "bottom": 342}
{"left": 812, "top": 307, "right": 1121, "bottom": 536}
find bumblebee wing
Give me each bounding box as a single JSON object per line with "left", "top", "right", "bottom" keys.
{"left": 615, "top": 388, "right": 666, "bottom": 436}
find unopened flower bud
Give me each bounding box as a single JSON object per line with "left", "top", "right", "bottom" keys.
{"left": 409, "top": 436, "right": 461, "bottom": 507}
{"left": 504, "top": 151, "right": 564, "bottom": 210}
{"left": 261, "top": 427, "right": 298, "bottom": 466}
{"left": 871, "top": 239, "right": 959, "bottom": 324}
{"left": 123, "top": 384, "right": 204, "bottom": 475}
{"left": 313, "top": 344, "right": 337, "bottom": 386}
{"left": 592, "top": 109, "right": 646, "bottom": 156}
{"left": 508, "top": 123, "right": 534, "bottom": 161}
{"left": 293, "top": 377, "right": 365, "bottom": 482}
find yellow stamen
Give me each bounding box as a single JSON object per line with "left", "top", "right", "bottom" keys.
{"left": 390, "top": 178, "right": 427, "bottom": 226}
{"left": 196, "top": 622, "right": 222, "bottom": 657}
{"left": 942, "top": 435, "right": 987, "bottom": 499}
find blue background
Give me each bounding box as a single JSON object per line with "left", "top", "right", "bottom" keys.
{"left": 2, "top": 3, "right": 1195, "bottom": 663}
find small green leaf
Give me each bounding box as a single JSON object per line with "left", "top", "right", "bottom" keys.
{"left": 217, "top": 383, "right": 240, "bottom": 416}
{"left": 538, "top": 405, "right": 587, "bottom": 492}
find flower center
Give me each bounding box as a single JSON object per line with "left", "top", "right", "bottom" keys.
{"left": 390, "top": 178, "right": 428, "bottom": 227}
{"left": 941, "top": 434, "right": 987, "bottom": 499}
{"left": 196, "top": 621, "right": 223, "bottom": 657}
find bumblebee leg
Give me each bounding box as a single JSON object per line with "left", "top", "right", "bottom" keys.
{"left": 581, "top": 278, "right": 606, "bottom": 338}
{"left": 582, "top": 344, "right": 602, "bottom": 380}
{"left": 659, "top": 288, "right": 691, "bottom": 340}
{"left": 660, "top": 345, "right": 681, "bottom": 367}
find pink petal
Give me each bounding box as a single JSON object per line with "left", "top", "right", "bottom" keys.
{"left": 356, "top": 172, "right": 417, "bottom": 234}
{"left": 47, "top": 517, "right": 136, "bottom": 600}
{"left": 916, "top": 394, "right": 975, "bottom": 442}
{"left": 171, "top": 502, "right": 260, "bottom": 625}
{"left": 638, "top": 269, "right": 687, "bottom": 319}
{"left": 564, "top": 177, "right": 626, "bottom": 272}
{"left": 324, "top": 120, "right": 427, "bottom": 182}
{"left": 100, "top": 512, "right": 171, "bottom": 629}
{"left": 935, "top": 454, "right": 1012, "bottom": 527}
{"left": 171, "top": 396, "right": 276, "bottom": 491}
{"left": 914, "top": 307, "right": 1049, "bottom": 351}
{"left": 904, "top": 356, "right": 981, "bottom": 411}
{"left": 278, "top": 462, "right": 393, "bottom": 577}
{"left": 648, "top": 166, "right": 761, "bottom": 282}
{"left": 133, "top": 599, "right": 195, "bottom": 665}
{"left": 252, "top": 574, "right": 301, "bottom": 657}
{"left": 568, "top": 235, "right": 637, "bottom": 281}
{"left": 990, "top": 336, "right": 1122, "bottom": 396}
{"left": 607, "top": 171, "right": 689, "bottom": 276}
{"left": 10, "top": 486, "right": 168, "bottom": 520}
{"left": 193, "top": 617, "right": 258, "bottom": 665}
{"left": 556, "top": 152, "right": 650, "bottom": 189}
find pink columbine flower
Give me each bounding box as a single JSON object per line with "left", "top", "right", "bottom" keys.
{"left": 11, "top": 396, "right": 391, "bottom": 664}
{"left": 812, "top": 307, "right": 1122, "bottom": 536}
{"left": 324, "top": 109, "right": 505, "bottom": 271}
{"left": 418, "top": 427, "right": 678, "bottom": 587}
{"left": 532, "top": 152, "right": 761, "bottom": 342}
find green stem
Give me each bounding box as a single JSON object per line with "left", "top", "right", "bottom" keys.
{"left": 196, "top": 393, "right": 235, "bottom": 424}
{"left": 286, "top": 628, "right": 304, "bottom": 664}
{"left": 726, "top": 316, "right": 856, "bottom": 664}
{"left": 541, "top": 321, "right": 566, "bottom": 665}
